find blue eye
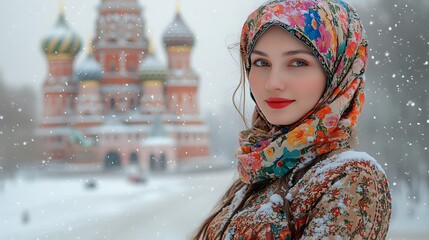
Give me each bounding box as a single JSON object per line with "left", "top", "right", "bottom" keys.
{"left": 253, "top": 59, "right": 269, "bottom": 67}
{"left": 290, "top": 60, "right": 308, "bottom": 67}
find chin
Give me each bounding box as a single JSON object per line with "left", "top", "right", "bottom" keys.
{"left": 266, "top": 117, "right": 297, "bottom": 126}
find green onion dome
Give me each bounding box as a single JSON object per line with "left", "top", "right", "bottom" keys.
{"left": 75, "top": 42, "right": 103, "bottom": 81}
{"left": 41, "top": 9, "right": 82, "bottom": 58}
{"left": 139, "top": 53, "right": 168, "bottom": 82}
{"left": 162, "top": 9, "right": 195, "bottom": 48}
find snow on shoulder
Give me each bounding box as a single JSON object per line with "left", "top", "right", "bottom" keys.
{"left": 256, "top": 194, "right": 284, "bottom": 217}
{"left": 315, "top": 150, "right": 386, "bottom": 176}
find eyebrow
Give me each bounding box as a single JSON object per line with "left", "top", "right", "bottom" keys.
{"left": 251, "top": 49, "right": 314, "bottom": 57}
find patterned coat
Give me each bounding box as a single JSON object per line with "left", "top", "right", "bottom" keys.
{"left": 207, "top": 150, "right": 391, "bottom": 239}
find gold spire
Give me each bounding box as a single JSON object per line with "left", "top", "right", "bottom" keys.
{"left": 87, "top": 39, "right": 93, "bottom": 54}
{"left": 148, "top": 44, "right": 155, "bottom": 55}
{"left": 147, "top": 35, "right": 155, "bottom": 55}
{"left": 59, "top": 0, "right": 65, "bottom": 15}
{"left": 175, "top": 0, "right": 181, "bottom": 13}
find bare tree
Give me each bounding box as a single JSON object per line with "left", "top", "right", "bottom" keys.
{"left": 0, "top": 69, "right": 42, "bottom": 177}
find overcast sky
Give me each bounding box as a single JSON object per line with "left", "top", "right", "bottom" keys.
{"left": 0, "top": 0, "right": 362, "bottom": 116}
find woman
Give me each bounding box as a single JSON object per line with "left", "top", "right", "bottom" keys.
{"left": 195, "top": 0, "right": 391, "bottom": 239}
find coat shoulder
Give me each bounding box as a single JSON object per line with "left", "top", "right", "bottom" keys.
{"left": 311, "top": 150, "right": 387, "bottom": 179}
{"left": 293, "top": 149, "right": 390, "bottom": 204}
{"left": 290, "top": 150, "right": 392, "bottom": 239}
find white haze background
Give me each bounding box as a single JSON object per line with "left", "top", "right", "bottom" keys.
{"left": 0, "top": 0, "right": 428, "bottom": 239}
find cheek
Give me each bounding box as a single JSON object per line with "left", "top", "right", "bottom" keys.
{"left": 294, "top": 77, "right": 325, "bottom": 102}
{"left": 248, "top": 71, "right": 264, "bottom": 93}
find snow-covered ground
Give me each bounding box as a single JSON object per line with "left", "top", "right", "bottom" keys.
{"left": 0, "top": 168, "right": 428, "bottom": 240}
{"left": 0, "top": 168, "right": 237, "bottom": 240}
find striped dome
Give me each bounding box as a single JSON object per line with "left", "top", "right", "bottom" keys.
{"left": 42, "top": 11, "right": 82, "bottom": 57}
{"left": 162, "top": 12, "right": 195, "bottom": 48}
{"left": 75, "top": 53, "right": 103, "bottom": 81}
{"left": 139, "top": 54, "right": 167, "bottom": 82}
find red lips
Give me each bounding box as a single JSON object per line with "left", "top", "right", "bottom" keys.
{"left": 265, "top": 97, "right": 295, "bottom": 109}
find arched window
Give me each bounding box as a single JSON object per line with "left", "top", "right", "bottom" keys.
{"left": 160, "top": 153, "right": 167, "bottom": 170}
{"left": 110, "top": 98, "right": 115, "bottom": 110}
{"left": 130, "top": 152, "right": 138, "bottom": 164}
{"left": 150, "top": 154, "right": 157, "bottom": 171}
{"left": 70, "top": 99, "right": 75, "bottom": 111}
{"left": 110, "top": 61, "right": 116, "bottom": 72}
{"left": 129, "top": 62, "right": 136, "bottom": 72}
{"left": 104, "top": 151, "right": 121, "bottom": 169}
{"left": 130, "top": 98, "right": 135, "bottom": 110}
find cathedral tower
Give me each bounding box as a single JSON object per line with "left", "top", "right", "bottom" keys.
{"left": 93, "top": 0, "right": 149, "bottom": 115}
{"left": 162, "top": 4, "right": 211, "bottom": 161}
{"left": 162, "top": 4, "right": 199, "bottom": 117}
{"left": 40, "top": 5, "right": 82, "bottom": 160}
{"left": 138, "top": 46, "right": 168, "bottom": 115}
{"left": 74, "top": 41, "right": 104, "bottom": 124}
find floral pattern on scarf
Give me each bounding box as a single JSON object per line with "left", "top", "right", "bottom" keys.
{"left": 237, "top": 0, "right": 368, "bottom": 184}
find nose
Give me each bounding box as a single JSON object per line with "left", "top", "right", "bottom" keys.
{"left": 265, "top": 68, "right": 286, "bottom": 91}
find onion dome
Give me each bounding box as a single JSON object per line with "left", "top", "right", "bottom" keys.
{"left": 41, "top": 5, "right": 82, "bottom": 58}
{"left": 75, "top": 41, "right": 103, "bottom": 81}
{"left": 139, "top": 47, "right": 168, "bottom": 81}
{"left": 162, "top": 4, "right": 195, "bottom": 48}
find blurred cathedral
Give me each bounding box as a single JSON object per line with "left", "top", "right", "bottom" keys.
{"left": 37, "top": 0, "right": 211, "bottom": 171}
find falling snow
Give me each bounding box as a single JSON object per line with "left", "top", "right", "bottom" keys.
{"left": 0, "top": 0, "right": 428, "bottom": 238}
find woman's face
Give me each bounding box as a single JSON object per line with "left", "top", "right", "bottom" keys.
{"left": 248, "top": 26, "right": 326, "bottom": 125}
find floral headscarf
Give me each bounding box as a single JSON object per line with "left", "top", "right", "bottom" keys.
{"left": 237, "top": 0, "right": 368, "bottom": 184}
